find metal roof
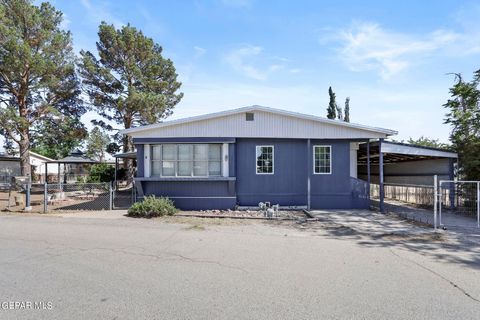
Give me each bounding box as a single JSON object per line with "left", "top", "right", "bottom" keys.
{"left": 120, "top": 105, "right": 397, "bottom": 139}
{"left": 358, "top": 141, "right": 457, "bottom": 164}
{"left": 46, "top": 149, "right": 98, "bottom": 164}
{"left": 113, "top": 151, "right": 137, "bottom": 159}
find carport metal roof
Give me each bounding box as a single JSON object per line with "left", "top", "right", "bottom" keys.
{"left": 358, "top": 141, "right": 457, "bottom": 164}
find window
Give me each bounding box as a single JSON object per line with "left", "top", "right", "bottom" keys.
{"left": 256, "top": 146, "right": 274, "bottom": 174}
{"left": 151, "top": 144, "right": 222, "bottom": 177}
{"left": 314, "top": 145, "right": 331, "bottom": 174}
{"left": 246, "top": 112, "right": 254, "bottom": 121}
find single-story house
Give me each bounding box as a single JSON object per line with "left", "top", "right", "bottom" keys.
{"left": 121, "top": 105, "right": 402, "bottom": 210}
{"left": 0, "top": 151, "right": 61, "bottom": 183}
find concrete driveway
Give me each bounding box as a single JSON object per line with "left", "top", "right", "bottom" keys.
{"left": 0, "top": 210, "right": 479, "bottom": 319}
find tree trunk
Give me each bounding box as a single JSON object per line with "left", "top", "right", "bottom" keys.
{"left": 19, "top": 131, "right": 31, "bottom": 177}
{"left": 123, "top": 115, "right": 134, "bottom": 184}
{"left": 17, "top": 94, "right": 31, "bottom": 177}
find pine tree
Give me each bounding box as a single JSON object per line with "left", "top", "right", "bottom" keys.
{"left": 326, "top": 86, "right": 337, "bottom": 119}
{"left": 78, "top": 22, "right": 183, "bottom": 155}
{"left": 344, "top": 97, "right": 350, "bottom": 122}
{"left": 0, "top": 0, "right": 86, "bottom": 175}
{"left": 85, "top": 127, "right": 111, "bottom": 162}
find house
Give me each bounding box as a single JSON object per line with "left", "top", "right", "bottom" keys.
{"left": 0, "top": 151, "right": 61, "bottom": 183}
{"left": 121, "top": 105, "right": 399, "bottom": 210}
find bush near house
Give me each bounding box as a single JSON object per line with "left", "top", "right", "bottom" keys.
{"left": 87, "top": 163, "right": 115, "bottom": 183}
{"left": 127, "top": 196, "right": 178, "bottom": 218}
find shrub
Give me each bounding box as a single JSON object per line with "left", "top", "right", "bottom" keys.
{"left": 87, "top": 163, "right": 115, "bottom": 183}
{"left": 127, "top": 196, "right": 178, "bottom": 218}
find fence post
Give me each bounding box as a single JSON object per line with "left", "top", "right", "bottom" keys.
{"left": 43, "top": 181, "right": 48, "bottom": 213}
{"left": 109, "top": 183, "right": 113, "bottom": 211}
{"left": 477, "top": 182, "right": 479, "bottom": 228}
{"left": 433, "top": 175, "right": 437, "bottom": 230}
{"left": 24, "top": 180, "right": 32, "bottom": 212}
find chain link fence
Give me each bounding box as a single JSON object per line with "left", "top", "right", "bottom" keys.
{"left": 45, "top": 183, "right": 112, "bottom": 211}
{"left": 0, "top": 181, "right": 137, "bottom": 212}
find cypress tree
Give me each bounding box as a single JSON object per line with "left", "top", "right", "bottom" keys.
{"left": 344, "top": 97, "right": 350, "bottom": 122}
{"left": 326, "top": 86, "right": 337, "bottom": 119}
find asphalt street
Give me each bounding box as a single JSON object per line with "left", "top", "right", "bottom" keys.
{"left": 0, "top": 211, "right": 479, "bottom": 319}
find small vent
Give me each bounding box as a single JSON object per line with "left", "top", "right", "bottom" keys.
{"left": 246, "top": 112, "right": 254, "bottom": 121}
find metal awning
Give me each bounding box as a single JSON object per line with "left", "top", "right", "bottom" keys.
{"left": 113, "top": 151, "right": 137, "bottom": 159}
{"left": 358, "top": 141, "right": 457, "bottom": 164}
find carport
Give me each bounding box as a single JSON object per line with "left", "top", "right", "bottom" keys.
{"left": 357, "top": 140, "right": 457, "bottom": 213}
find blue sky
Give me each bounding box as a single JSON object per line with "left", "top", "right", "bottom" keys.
{"left": 47, "top": 0, "right": 480, "bottom": 142}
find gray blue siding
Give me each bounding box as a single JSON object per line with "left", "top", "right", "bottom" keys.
{"left": 236, "top": 138, "right": 308, "bottom": 206}
{"left": 135, "top": 138, "right": 369, "bottom": 210}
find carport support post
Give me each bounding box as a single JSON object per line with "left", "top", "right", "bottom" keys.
{"left": 367, "top": 140, "right": 371, "bottom": 200}
{"left": 379, "top": 138, "right": 385, "bottom": 213}
{"left": 307, "top": 139, "right": 311, "bottom": 210}
{"left": 43, "top": 181, "right": 47, "bottom": 213}
{"left": 433, "top": 175, "right": 438, "bottom": 230}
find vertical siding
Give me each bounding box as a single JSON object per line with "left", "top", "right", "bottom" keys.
{"left": 309, "top": 140, "right": 359, "bottom": 209}
{"left": 236, "top": 138, "right": 308, "bottom": 206}
{"left": 130, "top": 111, "right": 388, "bottom": 139}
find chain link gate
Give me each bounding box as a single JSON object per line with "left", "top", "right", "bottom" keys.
{"left": 434, "top": 175, "right": 480, "bottom": 230}
{"left": 44, "top": 182, "right": 112, "bottom": 212}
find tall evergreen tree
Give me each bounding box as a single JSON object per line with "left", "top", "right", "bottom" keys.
{"left": 326, "top": 86, "right": 337, "bottom": 119}
{"left": 85, "top": 127, "right": 110, "bottom": 162}
{"left": 336, "top": 104, "right": 343, "bottom": 120}
{"left": 78, "top": 22, "right": 183, "bottom": 155}
{"left": 344, "top": 97, "right": 350, "bottom": 122}
{"left": 0, "top": 0, "right": 86, "bottom": 175}
{"left": 444, "top": 72, "right": 480, "bottom": 180}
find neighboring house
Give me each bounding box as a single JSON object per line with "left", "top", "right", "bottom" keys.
{"left": 120, "top": 106, "right": 398, "bottom": 210}
{"left": 0, "top": 152, "right": 61, "bottom": 183}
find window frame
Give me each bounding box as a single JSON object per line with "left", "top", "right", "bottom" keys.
{"left": 313, "top": 145, "right": 332, "bottom": 175}
{"left": 150, "top": 143, "right": 223, "bottom": 178}
{"left": 255, "top": 145, "right": 275, "bottom": 175}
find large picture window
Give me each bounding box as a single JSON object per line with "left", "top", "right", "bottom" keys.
{"left": 151, "top": 144, "right": 222, "bottom": 177}
{"left": 256, "top": 146, "right": 274, "bottom": 174}
{"left": 314, "top": 145, "right": 331, "bottom": 174}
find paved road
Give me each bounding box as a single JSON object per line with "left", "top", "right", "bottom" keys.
{"left": 0, "top": 211, "right": 479, "bottom": 319}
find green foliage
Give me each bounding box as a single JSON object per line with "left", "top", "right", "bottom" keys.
{"left": 86, "top": 127, "right": 110, "bottom": 162}
{"left": 406, "top": 136, "right": 451, "bottom": 150}
{"left": 31, "top": 117, "right": 87, "bottom": 159}
{"left": 444, "top": 72, "right": 480, "bottom": 180}
{"left": 127, "top": 196, "right": 178, "bottom": 218}
{"left": 0, "top": 0, "right": 86, "bottom": 173}
{"left": 78, "top": 22, "right": 183, "bottom": 153}
{"left": 344, "top": 97, "right": 350, "bottom": 122}
{"left": 87, "top": 163, "right": 115, "bottom": 183}
{"left": 327, "top": 86, "right": 337, "bottom": 119}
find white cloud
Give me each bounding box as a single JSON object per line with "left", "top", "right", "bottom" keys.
{"left": 220, "top": 0, "right": 251, "bottom": 8}
{"left": 224, "top": 45, "right": 288, "bottom": 80}
{"left": 194, "top": 46, "right": 206, "bottom": 58}
{"left": 331, "top": 21, "right": 458, "bottom": 79}
{"left": 80, "top": 0, "right": 124, "bottom": 27}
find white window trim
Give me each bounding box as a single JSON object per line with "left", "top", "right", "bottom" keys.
{"left": 313, "top": 145, "right": 332, "bottom": 175}
{"left": 151, "top": 143, "right": 223, "bottom": 178}
{"left": 255, "top": 145, "right": 274, "bottom": 175}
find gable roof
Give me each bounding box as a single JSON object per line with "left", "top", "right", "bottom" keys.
{"left": 121, "top": 105, "right": 398, "bottom": 139}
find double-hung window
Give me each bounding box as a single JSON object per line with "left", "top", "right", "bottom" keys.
{"left": 314, "top": 145, "right": 331, "bottom": 174}
{"left": 151, "top": 144, "right": 222, "bottom": 177}
{"left": 256, "top": 146, "right": 274, "bottom": 174}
